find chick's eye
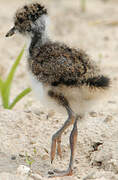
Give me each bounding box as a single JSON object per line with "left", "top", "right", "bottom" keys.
{"left": 18, "top": 17, "right": 24, "bottom": 24}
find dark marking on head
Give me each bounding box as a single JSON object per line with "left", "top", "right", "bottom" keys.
{"left": 14, "top": 3, "right": 47, "bottom": 34}
{"left": 15, "top": 3, "right": 47, "bottom": 22}
{"left": 24, "top": 5, "right": 28, "bottom": 11}
{"left": 18, "top": 17, "right": 24, "bottom": 24}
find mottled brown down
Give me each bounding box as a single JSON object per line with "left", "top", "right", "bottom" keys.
{"left": 14, "top": 3, "right": 47, "bottom": 33}
{"left": 28, "top": 42, "right": 109, "bottom": 88}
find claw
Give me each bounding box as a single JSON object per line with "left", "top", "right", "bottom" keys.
{"left": 48, "top": 168, "right": 73, "bottom": 178}
{"left": 51, "top": 138, "right": 56, "bottom": 163}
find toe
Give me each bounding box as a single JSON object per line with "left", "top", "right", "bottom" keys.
{"left": 48, "top": 168, "right": 73, "bottom": 178}
{"left": 51, "top": 138, "right": 56, "bottom": 163}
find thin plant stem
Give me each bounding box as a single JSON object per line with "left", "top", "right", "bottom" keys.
{"left": 81, "top": 0, "right": 86, "bottom": 12}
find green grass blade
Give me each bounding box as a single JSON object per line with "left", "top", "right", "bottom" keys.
{"left": 6, "top": 47, "right": 25, "bottom": 85}
{"left": 8, "top": 87, "right": 32, "bottom": 109}
{"left": 0, "top": 80, "right": 9, "bottom": 108}
{"left": 0, "top": 81, "right": 9, "bottom": 108}
{"left": 1, "top": 85, "right": 9, "bottom": 108}
{"left": 0, "top": 77, "right": 3, "bottom": 89}
{"left": 3, "top": 47, "right": 25, "bottom": 107}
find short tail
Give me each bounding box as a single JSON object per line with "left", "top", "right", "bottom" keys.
{"left": 85, "top": 75, "right": 110, "bottom": 89}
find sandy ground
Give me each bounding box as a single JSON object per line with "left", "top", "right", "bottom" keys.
{"left": 0, "top": 0, "right": 118, "bottom": 179}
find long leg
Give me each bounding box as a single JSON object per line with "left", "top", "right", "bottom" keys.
{"left": 50, "top": 117, "right": 78, "bottom": 177}
{"left": 48, "top": 90, "right": 77, "bottom": 163}
{"left": 51, "top": 105, "right": 76, "bottom": 163}
{"left": 48, "top": 90, "right": 78, "bottom": 177}
{"left": 69, "top": 117, "right": 78, "bottom": 171}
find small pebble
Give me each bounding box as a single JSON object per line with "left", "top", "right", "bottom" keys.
{"left": 11, "top": 155, "right": 16, "bottom": 160}
{"left": 42, "top": 154, "right": 49, "bottom": 160}
{"left": 89, "top": 111, "right": 97, "bottom": 117}
{"left": 30, "top": 140, "right": 36, "bottom": 144}
{"left": 17, "top": 165, "right": 31, "bottom": 176}
{"left": 75, "top": 159, "right": 79, "bottom": 164}
{"left": 104, "top": 115, "right": 113, "bottom": 122}
{"left": 48, "top": 171, "right": 54, "bottom": 175}
{"left": 19, "top": 154, "right": 25, "bottom": 158}
{"left": 24, "top": 110, "right": 31, "bottom": 113}
{"left": 33, "top": 109, "right": 41, "bottom": 116}
{"left": 108, "top": 100, "right": 116, "bottom": 104}
{"left": 31, "top": 173, "right": 42, "bottom": 180}
{"left": 104, "top": 36, "right": 109, "bottom": 41}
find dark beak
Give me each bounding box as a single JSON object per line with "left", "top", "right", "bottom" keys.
{"left": 6, "top": 27, "right": 16, "bottom": 37}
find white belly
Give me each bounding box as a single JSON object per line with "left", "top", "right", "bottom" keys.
{"left": 28, "top": 71, "right": 108, "bottom": 116}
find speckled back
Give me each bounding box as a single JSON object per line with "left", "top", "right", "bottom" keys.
{"left": 28, "top": 41, "right": 106, "bottom": 88}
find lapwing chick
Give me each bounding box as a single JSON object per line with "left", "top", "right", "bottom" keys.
{"left": 6, "top": 3, "right": 110, "bottom": 177}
